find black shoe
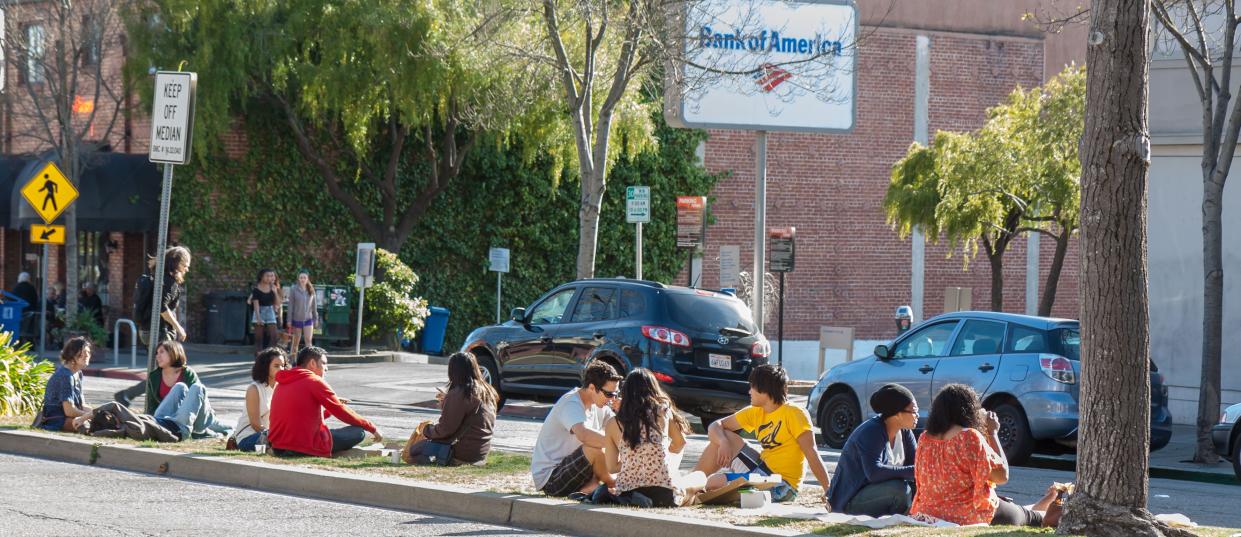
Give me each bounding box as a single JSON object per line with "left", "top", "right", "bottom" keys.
{"left": 113, "top": 391, "right": 131, "bottom": 406}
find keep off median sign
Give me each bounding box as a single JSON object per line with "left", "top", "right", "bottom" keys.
{"left": 149, "top": 71, "right": 197, "bottom": 165}
{"left": 21, "top": 161, "right": 78, "bottom": 224}
{"left": 30, "top": 224, "right": 65, "bottom": 244}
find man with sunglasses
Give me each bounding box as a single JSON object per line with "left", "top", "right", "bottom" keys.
{"left": 827, "top": 383, "right": 919, "bottom": 516}
{"left": 532, "top": 361, "right": 623, "bottom": 498}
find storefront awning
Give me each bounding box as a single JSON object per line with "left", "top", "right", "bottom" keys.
{"left": 9, "top": 153, "right": 161, "bottom": 232}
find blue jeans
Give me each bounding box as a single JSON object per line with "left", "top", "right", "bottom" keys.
{"left": 237, "top": 431, "right": 262, "bottom": 452}
{"left": 843, "top": 479, "right": 915, "bottom": 517}
{"left": 153, "top": 383, "right": 232, "bottom": 440}
{"left": 331, "top": 425, "right": 367, "bottom": 453}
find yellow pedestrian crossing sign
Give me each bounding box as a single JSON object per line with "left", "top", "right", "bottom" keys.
{"left": 21, "top": 162, "right": 78, "bottom": 224}
{"left": 30, "top": 224, "right": 65, "bottom": 245}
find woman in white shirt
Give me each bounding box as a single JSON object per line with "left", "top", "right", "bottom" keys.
{"left": 230, "top": 348, "right": 287, "bottom": 451}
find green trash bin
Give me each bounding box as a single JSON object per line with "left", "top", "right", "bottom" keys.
{"left": 319, "top": 285, "right": 352, "bottom": 346}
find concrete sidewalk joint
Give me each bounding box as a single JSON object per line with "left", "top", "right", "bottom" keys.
{"left": 0, "top": 430, "right": 796, "bottom": 537}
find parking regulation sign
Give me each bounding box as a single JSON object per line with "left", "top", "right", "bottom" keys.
{"left": 489, "top": 247, "right": 510, "bottom": 273}
{"left": 626, "top": 186, "right": 651, "bottom": 223}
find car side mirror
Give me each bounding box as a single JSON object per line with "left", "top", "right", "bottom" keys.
{"left": 874, "top": 344, "right": 892, "bottom": 360}
{"left": 510, "top": 307, "right": 527, "bottom": 323}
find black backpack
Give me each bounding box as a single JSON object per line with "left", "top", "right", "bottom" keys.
{"left": 133, "top": 273, "right": 155, "bottom": 325}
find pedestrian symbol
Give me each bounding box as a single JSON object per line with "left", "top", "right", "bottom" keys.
{"left": 20, "top": 162, "right": 78, "bottom": 224}
{"left": 30, "top": 224, "right": 65, "bottom": 245}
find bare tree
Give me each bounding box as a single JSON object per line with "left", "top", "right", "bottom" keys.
{"left": 1148, "top": 0, "right": 1238, "bottom": 464}
{"left": 3, "top": 0, "right": 130, "bottom": 317}
{"left": 1058, "top": 1, "right": 1194, "bottom": 535}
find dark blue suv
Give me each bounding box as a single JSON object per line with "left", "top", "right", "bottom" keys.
{"left": 461, "top": 279, "right": 770, "bottom": 422}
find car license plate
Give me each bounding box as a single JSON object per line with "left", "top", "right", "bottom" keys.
{"left": 708, "top": 353, "right": 732, "bottom": 370}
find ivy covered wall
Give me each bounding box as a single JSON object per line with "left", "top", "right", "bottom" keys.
{"left": 171, "top": 113, "right": 723, "bottom": 351}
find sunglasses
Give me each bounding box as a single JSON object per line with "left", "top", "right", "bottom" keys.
{"left": 602, "top": 390, "right": 620, "bottom": 399}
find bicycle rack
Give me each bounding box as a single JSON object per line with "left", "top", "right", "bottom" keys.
{"left": 113, "top": 318, "right": 138, "bottom": 368}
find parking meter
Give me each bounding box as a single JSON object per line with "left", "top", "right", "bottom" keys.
{"left": 895, "top": 305, "right": 913, "bottom": 335}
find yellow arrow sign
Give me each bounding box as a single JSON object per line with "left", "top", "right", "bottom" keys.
{"left": 30, "top": 224, "right": 65, "bottom": 245}
{"left": 21, "top": 162, "right": 79, "bottom": 224}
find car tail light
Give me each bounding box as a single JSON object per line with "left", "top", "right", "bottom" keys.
{"left": 751, "top": 337, "right": 771, "bottom": 358}
{"left": 1039, "top": 354, "right": 1076, "bottom": 384}
{"left": 654, "top": 372, "right": 675, "bottom": 384}
{"left": 642, "top": 325, "right": 691, "bottom": 347}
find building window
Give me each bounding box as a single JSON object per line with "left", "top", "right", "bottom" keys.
{"left": 79, "top": 16, "right": 101, "bottom": 68}
{"left": 23, "top": 23, "right": 46, "bottom": 85}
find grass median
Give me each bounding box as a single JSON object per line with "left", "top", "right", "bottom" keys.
{"left": 1, "top": 416, "right": 1234, "bottom": 537}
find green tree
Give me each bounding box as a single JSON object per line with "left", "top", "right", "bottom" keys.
{"left": 126, "top": 0, "right": 550, "bottom": 252}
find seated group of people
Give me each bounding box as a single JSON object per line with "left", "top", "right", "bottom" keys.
{"left": 36, "top": 339, "right": 1063, "bottom": 528}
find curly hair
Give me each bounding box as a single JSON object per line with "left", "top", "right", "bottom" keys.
{"left": 252, "top": 347, "right": 287, "bottom": 384}
{"left": 925, "top": 383, "right": 982, "bottom": 436}
{"left": 60, "top": 337, "right": 89, "bottom": 365}
{"left": 616, "top": 368, "right": 689, "bottom": 449}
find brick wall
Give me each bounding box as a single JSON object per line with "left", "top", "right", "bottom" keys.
{"left": 691, "top": 29, "right": 1077, "bottom": 341}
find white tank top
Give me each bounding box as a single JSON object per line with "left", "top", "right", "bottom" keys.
{"left": 231, "top": 381, "right": 273, "bottom": 439}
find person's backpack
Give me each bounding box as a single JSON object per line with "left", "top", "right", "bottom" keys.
{"left": 133, "top": 273, "right": 155, "bottom": 326}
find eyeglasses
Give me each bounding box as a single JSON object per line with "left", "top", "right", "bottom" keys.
{"left": 602, "top": 390, "right": 620, "bottom": 399}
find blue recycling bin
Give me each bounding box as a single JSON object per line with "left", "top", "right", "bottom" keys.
{"left": 421, "top": 306, "right": 450, "bottom": 355}
{"left": 0, "top": 290, "right": 29, "bottom": 339}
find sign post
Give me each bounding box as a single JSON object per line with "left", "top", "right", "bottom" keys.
{"left": 20, "top": 161, "right": 79, "bottom": 356}
{"left": 626, "top": 186, "right": 650, "bottom": 280}
{"left": 769, "top": 226, "right": 795, "bottom": 366}
{"left": 354, "top": 243, "right": 376, "bottom": 354}
{"left": 676, "top": 196, "right": 707, "bottom": 286}
{"left": 489, "top": 248, "right": 510, "bottom": 324}
{"left": 146, "top": 71, "right": 197, "bottom": 368}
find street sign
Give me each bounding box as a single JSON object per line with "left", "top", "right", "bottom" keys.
{"left": 21, "top": 162, "right": 78, "bottom": 224}
{"left": 676, "top": 196, "right": 707, "bottom": 248}
{"left": 30, "top": 224, "right": 64, "bottom": 245}
{"left": 149, "top": 71, "right": 197, "bottom": 164}
{"left": 626, "top": 186, "right": 651, "bottom": 223}
{"left": 489, "top": 247, "right": 510, "bottom": 273}
{"left": 719, "top": 245, "right": 741, "bottom": 289}
{"left": 769, "top": 226, "right": 795, "bottom": 273}
{"left": 355, "top": 243, "right": 376, "bottom": 288}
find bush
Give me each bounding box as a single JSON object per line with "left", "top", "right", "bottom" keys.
{"left": 53, "top": 310, "right": 108, "bottom": 346}
{"left": 0, "top": 331, "right": 52, "bottom": 416}
{"left": 353, "top": 249, "right": 430, "bottom": 349}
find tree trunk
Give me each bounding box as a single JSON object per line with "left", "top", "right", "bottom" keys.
{"left": 1058, "top": 2, "right": 1193, "bottom": 535}
{"left": 576, "top": 170, "right": 604, "bottom": 279}
{"left": 1195, "top": 179, "right": 1225, "bottom": 463}
{"left": 1039, "top": 228, "right": 1071, "bottom": 317}
{"left": 987, "top": 250, "right": 1004, "bottom": 312}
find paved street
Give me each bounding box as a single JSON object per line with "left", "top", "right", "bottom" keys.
{"left": 70, "top": 357, "right": 1241, "bottom": 528}
{"left": 0, "top": 453, "right": 563, "bottom": 536}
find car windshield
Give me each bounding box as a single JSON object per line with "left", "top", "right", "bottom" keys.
{"left": 1052, "top": 327, "right": 1081, "bottom": 360}
{"left": 665, "top": 292, "right": 756, "bottom": 334}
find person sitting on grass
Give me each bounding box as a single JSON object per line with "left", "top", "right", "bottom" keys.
{"left": 530, "top": 361, "right": 621, "bottom": 498}
{"left": 827, "top": 383, "right": 918, "bottom": 516}
{"left": 150, "top": 341, "right": 232, "bottom": 441}
{"left": 35, "top": 337, "right": 94, "bottom": 433}
{"left": 228, "top": 347, "right": 288, "bottom": 451}
{"left": 910, "top": 383, "right": 1062, "bottom": 528}
{"left": 402, "top": 351, "right": 497, "bottom": 466}
{"left": 600, "top": 368, "right": 691, "bottom": 507}
{"left": 144, "top": 339, "right": 201, "bottom": 414}
{"left": 692, "top": 364, "right": 832, "bottom": 507}
{"left": 268, "top": 346, "right": 383, "bottom": 457}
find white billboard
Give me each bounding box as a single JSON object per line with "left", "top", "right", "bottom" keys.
{"left": 665, "top": 0, "right": 857, "bottom": 133}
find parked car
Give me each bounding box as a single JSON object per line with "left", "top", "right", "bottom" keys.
{"left": 461, "top": 279, "right": 770, "bottom": 423}
{"left": 807, "top": 311, "right": 1173, "bottom": 464}
{"left": 1212, "top": 402, "right": 1241, "bottom": 481}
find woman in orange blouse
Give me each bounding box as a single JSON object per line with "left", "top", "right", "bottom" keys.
{"left": 910, "top": 384, "right": 1060, "bottom": 528}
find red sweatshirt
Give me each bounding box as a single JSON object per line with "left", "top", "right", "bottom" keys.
{"left": 268, "top": 368, "right": 376, "bottom": 457}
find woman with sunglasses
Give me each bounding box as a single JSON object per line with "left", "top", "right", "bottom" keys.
{"left": 827, "top": 383, "right": 919, "bottom": 516}
{"left": 229, "top": 347, "right": 287, "bottom": 452}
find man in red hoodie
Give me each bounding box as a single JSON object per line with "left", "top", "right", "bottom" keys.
{"left": 269, "top": 346, "right": 383, "bottom": 457}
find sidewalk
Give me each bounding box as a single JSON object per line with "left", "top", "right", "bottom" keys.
{"left": 1030, "top": 423, "right": 1238, "bottom": 484}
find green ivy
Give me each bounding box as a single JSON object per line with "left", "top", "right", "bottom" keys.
{"left": 171, "top": 110, "right": 722, "bottom": 350}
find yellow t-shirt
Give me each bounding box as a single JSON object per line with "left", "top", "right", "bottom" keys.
{"left": 734, "top": 403, "right": 813, "bottom": 489}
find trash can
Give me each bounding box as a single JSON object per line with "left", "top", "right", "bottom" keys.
{"left": 204, "top": 292, "right": 226, "bottom": 345}
{"left": 0, "top": 290, "right": 28, "bottom": 339}
{"left": 205, "top": 291, "right": 249, "bottom": 344}
{"left": 421, "top": 306, "right": 450, "bottom": 355}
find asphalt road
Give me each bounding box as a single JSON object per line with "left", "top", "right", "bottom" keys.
{"left": 0, "top": 453, "right": 563, "bottom": 537}
{"left": 79, "top": 360, "right": 1241, "bottom": 529}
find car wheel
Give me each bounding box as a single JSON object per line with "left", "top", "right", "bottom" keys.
{"left": 993, "top": 402, "right": 1034, "bottom": 465}
{"left": 475, "top": 352, "right": 506, "bottom": 412}
{"left": 819, "top": 392, "right": 861, "bottom": 449}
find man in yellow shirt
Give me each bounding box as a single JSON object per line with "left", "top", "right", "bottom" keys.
{"left": 693, "top": 364, "right": 832, "bottom": 506}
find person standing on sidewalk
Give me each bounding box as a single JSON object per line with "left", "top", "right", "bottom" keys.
{"left": 286, "top": 271, "right": 318, "bottom": 354}
{"left": 530, "top": 361, "right": 621, "bottom": 498}
{"left": 268, "top": 346, "right": 383, "bottom": 457}
{"left": 115, "top": 247, "right": 192, "bottom": 407}
{"left": 229, "top": 348, "right": 287, "bottom": 452}
{"left": 250, "top": 269, "right": 283, "bottom": 354}
{"left": 34, "top": 337, "right": 94, "bottom": 433}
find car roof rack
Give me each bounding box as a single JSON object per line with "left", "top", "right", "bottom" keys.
{"left": 576, "top": 277, "right": 666, "bottom": 289}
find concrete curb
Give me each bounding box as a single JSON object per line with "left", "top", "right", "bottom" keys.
{"left": 1028, "top": 455, "right": 1239, "bottom": 486}
{"left": 0, "top": 430, "right": 799, "bottom": 537}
